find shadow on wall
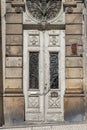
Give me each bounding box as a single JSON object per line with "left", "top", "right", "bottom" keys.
{"left": 64, "top": 96, "right": 85, "bottom": 122}
{"left": 0, "top": 96, "right": 4, "bottom": 126}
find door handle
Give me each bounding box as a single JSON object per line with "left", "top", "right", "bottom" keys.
{"left": 45, "top": 87, "right": 50, "bottom": 95}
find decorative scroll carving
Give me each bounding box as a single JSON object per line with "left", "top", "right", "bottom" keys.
{"left": 48, "top": 96, "right": 61, "bottom": 108}
{"left": 65, "top": 7, "right": 73, "bottom": 13}
{"left": 29, "top": 35, "right": 39, "bottom": 46}
{"left": 51, "top": 92, "right": 58, "bottom": 97}
{"left": 11, "top": 1, "right": 25, "bottom": 13}
{"left": 49, "top": 35, "right": 59, "bottom": 46}
{"left": 26, "top": 0, "right": 61, "bottom": 21}
{"left": 15, "top": 7, "right": 23, "bottom": 13}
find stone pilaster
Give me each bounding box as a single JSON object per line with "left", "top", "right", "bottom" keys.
{"left": 83, "top": 0, "right": 87, "bottom": 121}
{"left": 0, "top": 0, "right": 4, "bottom": 126}
{"left": 64, "top": 0, "right": 85, "bottom": 121}
{"left": 3, "top": 0, "right": 25, "bottom": 125}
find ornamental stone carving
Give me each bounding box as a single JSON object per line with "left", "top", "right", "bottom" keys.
{"left": 28, "top": 35, "right": 39, "bottom": 46}
{"left": 49, "top": 35, "right": 59, "bottom": 46}
{"left": 26, "top": 0, "right": 62, "bottom": 21}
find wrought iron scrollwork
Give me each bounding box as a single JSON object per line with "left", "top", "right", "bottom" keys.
{"left": 26, "top": 0, "right": 61, "bottom": 21}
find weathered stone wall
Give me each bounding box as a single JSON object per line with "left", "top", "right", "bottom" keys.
{"left": 64, "top": 1, "right": 85, "bottom": 121}
{"left": 4, "top": 0, "right": 24, "bottom": 125}
{"left": 0, "top": 0, "right": 4, "bottom": 126}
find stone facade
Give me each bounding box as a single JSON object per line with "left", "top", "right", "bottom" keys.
{"left": 0, "top": 0, "right": 87, "bottom": 126}
{"left": 3, "top": 0, "right": 24, "bottom": 125}
{"left": 64, "top": 0, "right": 85, "bottom": 121}
{"left": 0, "top": 0, "right": 4, "bottom": 126}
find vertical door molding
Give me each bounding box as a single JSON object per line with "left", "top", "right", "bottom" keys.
{"left": 1, "top": 0, "right": 6, "bottom": 92}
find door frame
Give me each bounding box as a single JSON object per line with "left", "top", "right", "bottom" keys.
{"left": 23, "top": 30, "right": 65, "bottom": 121}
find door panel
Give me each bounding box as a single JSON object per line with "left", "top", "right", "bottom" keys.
{"left": 24, "top": 30, "right": 44, "bottom": 121}
{"left": 44, "top": 31, "right": 64, "bottom": 121}
{"left": 23, "top": 30, "right": 65, "bottom": 122}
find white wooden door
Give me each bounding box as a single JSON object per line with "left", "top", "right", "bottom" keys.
{"left": 23, "top": 30, "right": 65, "bottom": 122}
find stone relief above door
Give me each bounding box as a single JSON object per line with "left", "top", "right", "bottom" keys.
{"left": 23, "top": 0, "right": 65, "bottom": 25}
{"left": 26, "top": 0, "right": 61, "bottom": 21}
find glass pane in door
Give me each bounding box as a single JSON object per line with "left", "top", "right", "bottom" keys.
{"left": 29, "top": 52, "right": 39, "bottom": 89}
{"left": 50, "top": 52, "right": 59, "bottom": 89}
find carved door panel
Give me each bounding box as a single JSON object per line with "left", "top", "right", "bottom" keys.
{"left": 44, "top": 31, "right": 64, "bottom": 122}
{"left": 24, "top": 30, "right": 45, "bottom": 121}
{"left": 23, "top": 30, "right": 65, "bottom": 122}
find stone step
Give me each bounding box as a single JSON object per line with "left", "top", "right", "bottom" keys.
{"left": 0, "top": 123, "right": 87, "bottom": 130}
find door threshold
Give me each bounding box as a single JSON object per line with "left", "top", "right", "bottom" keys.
{"left": 2, "top": 121, "right": 85, "bottom": 129}
{"left": 21, "top": 120, "right": 66, "bottom": 126}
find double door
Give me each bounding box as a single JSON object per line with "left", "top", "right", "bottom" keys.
{"left": 23, "top": 30, "right": 65, "bottom": 122}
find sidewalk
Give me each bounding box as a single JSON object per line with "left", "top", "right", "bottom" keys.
{"left": 0, "top": 123, "right": 87, "bottom": 130}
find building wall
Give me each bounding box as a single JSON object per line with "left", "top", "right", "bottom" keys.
{"left": 0, "top": 0, "right": 86, "bottom": 126}
{"left": 0, "top": 0, "right": 4, "bottom": 126}
{"left": 3, "top": 0, "right": 24, "bottom": 125}
{"left": 64, "top": 1, "right": 85, "bottom": 121}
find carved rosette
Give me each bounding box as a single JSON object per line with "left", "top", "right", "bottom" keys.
{"left": 28, "top": 35, "right": 39, "bottom": 46}
{"left": 26, "top": 0, "right": 62, "bottom": 21}
{"left": 49, "top": 35, "right": 59, "bottom": 46}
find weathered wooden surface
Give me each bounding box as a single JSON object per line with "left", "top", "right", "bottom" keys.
{"left": 66, "top": 57, "right": 83, "bottom": 67}
{"left": 6, "top": 35, "right": 22, "bottom": 45}
{"left": 6, "top": 57, "right": 22, "bottom": 67}
{"left": 5, "top": 79, "right": 22, "bottom": 89}
{"left": 66, "top": 14, "right": 82, "bottom": 23}
{"left": 6, "top": 24, "right": 22, "bottom": 34}
{"left": 66, "top": 25, "right": 82, "bottom": 34}
{"left": 66, "top": 46, "right": 83, "bottom": 56}
{"left": 66, "top": 35, "right": 82, "bottom": 45}
{"left": 6, "top": 68, "right": 22, "bottom": 78}
{"left": 66, "top": 68, "right": 83, "bottom": 78}
{"left": 6, "top": 46, "right": 22, "bottom": 56}
{"left": 66, "top": 79, "right": 83, "bottom": 89}
{"left": 6, "top": 13, "right": 22, "bottom": 23}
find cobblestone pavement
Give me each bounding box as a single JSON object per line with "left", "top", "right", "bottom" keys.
{"left": 0, "top": 123, "right": 87, "bottom": 130}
